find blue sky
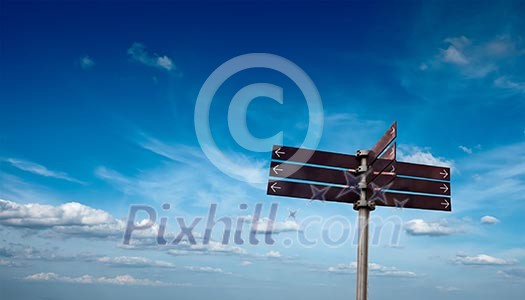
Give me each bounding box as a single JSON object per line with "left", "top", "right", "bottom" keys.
{"left": 1, "top": 0, "right": 525, "bottom": 299}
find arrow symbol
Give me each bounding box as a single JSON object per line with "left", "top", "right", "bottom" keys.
{"left": 441, "top": 199, "right": 450, "bottom": 209}
{"left": 440, "top": 169, "right": 449, "bottom": 179}
{"left": 272, "top": 165, "right": 283, "bottom": 175}
{"left": 270, "top": 182, "right": 281, "bottom": 193}
{"left": 391, "top": 165, "right": 396, "bottom": 173}
{"left": 440, "top": 184, "right": 449, "bottom": 193}
{"left": 274, "top": 147, "right": 285, "bottom": 158}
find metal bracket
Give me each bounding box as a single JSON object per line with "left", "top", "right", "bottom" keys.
{"left": 354, "top": 149, "right": 375, "bottom": 211}
{"left": 356, "top": 149, "right": 370, "bottom": 158}
{"left": 353, "top": 200, "right": 376, "bottom": 211}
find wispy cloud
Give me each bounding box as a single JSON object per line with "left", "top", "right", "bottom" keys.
{"left": 184, "top": 266, "right": 230, "bottom": 275}
{"left": 127, "top": 42, "right": 177, "bottom": 73}
{"left": 494, "top": 76, "right": 525, "bottom": 93}
{"left": 436, "top": 286, "right": 461, "bottom": 292}
{"left": 459, "top": 145, "right": 473, "bottom": 154}
{"left": 328, "top": 262, "right": 417, "bottom": 277}
{"left": 79, "top": 55, "right": 94, "bottom": 70}
{"left": 2, "top": 158, "right": 84, "bottom": 184}
{"left": 498, "top": 267, "right": 525, "bottom": 279}
{"left": 441, "top": 36, "right": 470, "bottom": 65}
{"left": 454, "top": 254, "right": 518, "bottom": 266}
{"left": 240, "top": 260, "right": 253, "bottom": 266}
{"left": 453, "top": 141, "right": 525, "bottom": 212}
{"left": 24, "top": 272, "right": 185, "bottom": 286}
{"left": 96, "top": 256, "right": 176, "bottom": 268}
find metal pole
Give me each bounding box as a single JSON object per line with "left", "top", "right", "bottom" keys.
{"left": 354, "top": 150, "right": 374, "bottom": 300}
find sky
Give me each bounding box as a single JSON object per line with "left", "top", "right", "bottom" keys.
{"left": 1, "top": 0, "right": 525, "bottom": 299}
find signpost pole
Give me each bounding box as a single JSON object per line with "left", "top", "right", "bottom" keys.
{"left": 354, "top": 150, "right": 373, "bottom": 300}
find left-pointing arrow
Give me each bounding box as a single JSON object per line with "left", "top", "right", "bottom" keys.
{"left": 274, "top": 147, "right": 285, "bottom": 158}
{"left": 273, "top": 164, "right": 283, "bottom": 175}
{"left": 270, "top": 182, "right": 281, "bottom": 193}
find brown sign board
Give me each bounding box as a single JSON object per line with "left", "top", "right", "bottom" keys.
{"left": 376, "top": 192, "right": 451, "bottom": 211}
{"left": 267, "top": 180, "right": 359, "bottom": 204}
{"left": 269, "top": 161, "right": 355, "bottom": 186}
{"left": 372, "top": 174, "right": 450, "bottom": 196}
{"left": 272, "top": 145, "right": 359, "bottom": 169}
{"left": 267, "top": 180, "right": 452, "bottom": 211}
{"left": 395, "top": 162, "right": 450, "bottom": 181}
{"left": 369, "top": 121, "right": 396, "bottom": 164}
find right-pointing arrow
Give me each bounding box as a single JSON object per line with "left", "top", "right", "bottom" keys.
{"left": 270, "top": 182, "right": 281, "bottom": 193}
{"left": 440, "top": 169, "right": 449, "bottom": 179}
{"left": 440, "top": 184, "right": 449, "bottom": 193}
{"left": 441, "top": 199, "right": 450, "bottom": 209}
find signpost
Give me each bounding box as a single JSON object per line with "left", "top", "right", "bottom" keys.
{"left": 266, "top": 122, "right": 451, "bottom": 300}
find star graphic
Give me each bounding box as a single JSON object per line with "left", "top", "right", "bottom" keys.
{"left": 393, "top": 197, "right": 410, "bottom": 209}
{"left": 368, "top": 181, "right": 394, "bottom": 205}
{"left": 336, "top": 170, "right": 361, "bottom": 199}
{"left": 309, "top": 185, "right": 330, "bottom": 203}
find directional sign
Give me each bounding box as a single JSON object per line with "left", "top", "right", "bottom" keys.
{"left": 267, "top": 180, "right": 359, "bottom": 204}
{"left": 272, "top": 145, "right": 359, "bottom": 169}
{"left": 266, "top": 121, "right": 452, "bottom": 300}
{"left": 379, "top": 142, "right": 396, "bottom": 161}
{"left": 270, "top": 161, "right": 353, "bottom": 185}
{"left": 270, "top": 161, "right": 394, "bottom": 189}
{"left": 368, "top": 142, "right": 396, "bottom": 184}
{"left": 375, "top": 192, "right": 451, "bottom": 211}
{"left": 268, "top": 180, "right": 451, "bottom": 211}
{"left": 372, "top": 174, "right": 451, "bottom": 196}
{"left": 395, "top": 161, "right": 450, "bottom": 181}
{"left": 369, "top": 121, "right": 396, "bottom": 164}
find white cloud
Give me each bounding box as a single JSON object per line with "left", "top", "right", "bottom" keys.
{"left": 444, "top": 36, "right": 471, "bottom": 49}
{"left": 240, "top": 260, "right": 253, "bottom": 266}
{"left": 0, "top": 199, "right": 113, "bottom": 228}
{"left": 404, "top": 219, "right": 457, "bottom": 236}
{"left": 328, "top": 262, "right": 416, "bottom": 277}
{"left": 0, "top": 199, "right": 160, "bottom": 240}
{"left": 441, "top": 45, "right": 469, "bottom": 65}
{"left": 96, "top": 256, "right": 176, "bottom": 268}
{"left": 127, "top": 42, "right": 176, "bottom": 72}
{"left": 2, "top": 158, "right": 84, "bottom": 184}
{"left": 264, "top": 250, "right": 281, "bottom": 258}
{"left": 185, "top": 241, "right": 247, "bottom": 256}
{"left": 398, "top": 145, "right": 454, "bottom": 170}
{"left": 481, "top": 215, "right": 500, "bottom": 225}
{"left": 240, "top": 215, "right": 301, "bottom": 234}
{"left": 454, "top": 254, "right": 518, "bottom": 265}
{"left": 156, "top": 56, "right": 173, "bottom": 71}
{"left": 0, "top": 258, "right": 23, "bottom": 267}
{"left": 79, "top": 56, "right": 94, "bottom": 70}
{"left": 436, "top": 286, "right": 461, "bottom": 292}
{"left": 24, "top": 272, "right": 183, "bottom": 286}
{"left": 184, "top": 266, "right": 229, "bottom": 274}
{"left": 459, "top": 145, "right": 473, "bottom": 154}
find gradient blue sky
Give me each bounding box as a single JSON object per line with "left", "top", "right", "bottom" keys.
{"left": 1, "top": 1, "right": 525, "bottom": 299}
